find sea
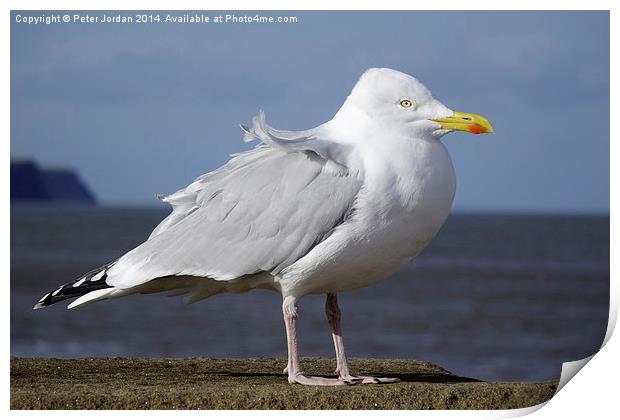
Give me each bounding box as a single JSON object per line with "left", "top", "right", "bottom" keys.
{"left": 10, "top": 205, "right": 609, "bottom": 382}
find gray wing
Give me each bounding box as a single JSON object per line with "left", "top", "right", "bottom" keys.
{"left": 106, "top": 145, "right": 362, "bottom": 289}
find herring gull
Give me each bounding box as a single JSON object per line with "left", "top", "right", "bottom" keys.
{"left": 34, "top": 68, "right": 493, "bottom": 386}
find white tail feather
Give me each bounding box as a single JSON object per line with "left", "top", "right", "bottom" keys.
{"left": 67, "top": 288, "right": 119, "bottom": 309}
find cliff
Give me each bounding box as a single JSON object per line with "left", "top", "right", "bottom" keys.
{"left": 11, "top": 160, "right": 96, "bottom": 204}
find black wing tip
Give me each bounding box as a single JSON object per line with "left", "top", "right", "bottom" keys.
{"left": 33, "top": 292, "right": 51, "bottom": 310}
{"left": 32, "top": 262, "right": 116, "bottom": 310}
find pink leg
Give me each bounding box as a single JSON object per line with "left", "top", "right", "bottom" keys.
{"left": 282, "top": 296, "right": 353, "bottom": 386}
{"left": 325, "top": 293, "right": 399, "bottom": 384}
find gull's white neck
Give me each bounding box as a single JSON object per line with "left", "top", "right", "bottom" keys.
{"left": 327, "top": 102, "right": 456, "bottom": 226}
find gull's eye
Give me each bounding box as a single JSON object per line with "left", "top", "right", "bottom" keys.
{"left": 399, "top": 98, "right": 414, "bottom": 109}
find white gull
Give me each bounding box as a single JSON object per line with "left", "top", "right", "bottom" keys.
{"left": 34, "top": 68, "right": 493, "bottom": 386}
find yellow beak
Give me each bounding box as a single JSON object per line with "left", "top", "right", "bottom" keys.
{"left": 432, "top": 111, "right": 494, "bottom": 134}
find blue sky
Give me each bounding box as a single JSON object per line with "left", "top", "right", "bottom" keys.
{"left": 11, "top": 11, "right": 609, "bottom": 213}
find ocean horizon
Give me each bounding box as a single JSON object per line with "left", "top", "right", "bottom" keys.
{"left": 10, "top": 205, "right": 609, "bottom": 382}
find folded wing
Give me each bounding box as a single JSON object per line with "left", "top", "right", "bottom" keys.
{"left": 107, "top": 144, "right": 362, "bottom": 289}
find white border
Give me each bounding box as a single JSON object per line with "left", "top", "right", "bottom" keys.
{"left": 1, "top": 0, "right": 617, "bottom": 11}
{"left": 4, "top": 1, "right": 616, "bottom": 418}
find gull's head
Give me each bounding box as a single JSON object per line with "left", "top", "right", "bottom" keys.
{"left": 343, "top": 68, "right": 494, "bottom": 139}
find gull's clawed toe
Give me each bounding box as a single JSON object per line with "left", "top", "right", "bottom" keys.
{"left": 340, "top": 375, "right": 400, "bottom": 384}
{"left": 290, "top": 374, "right": 351, "bottom": 386}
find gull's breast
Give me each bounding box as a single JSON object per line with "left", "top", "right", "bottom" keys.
{"left": 353, "top": 137, "right": 456, "bottom": 264}
{"left": 278, "top": 137, "right": 456, "bottom": 296}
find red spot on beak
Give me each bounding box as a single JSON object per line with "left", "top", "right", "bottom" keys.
{"left": 468, "top": 125, "right": 484, "bottom": 134}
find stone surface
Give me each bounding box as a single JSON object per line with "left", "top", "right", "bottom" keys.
{"left": 10, "top": 357, "right": 558, "bottom": 410}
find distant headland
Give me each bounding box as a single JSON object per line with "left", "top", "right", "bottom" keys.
{"left": 10, "top": 159, "right": 96, "bottom": 204}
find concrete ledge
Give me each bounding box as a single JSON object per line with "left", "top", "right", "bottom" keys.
{"left": 10, "top": 357, "right": 557, "bottom": 409}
